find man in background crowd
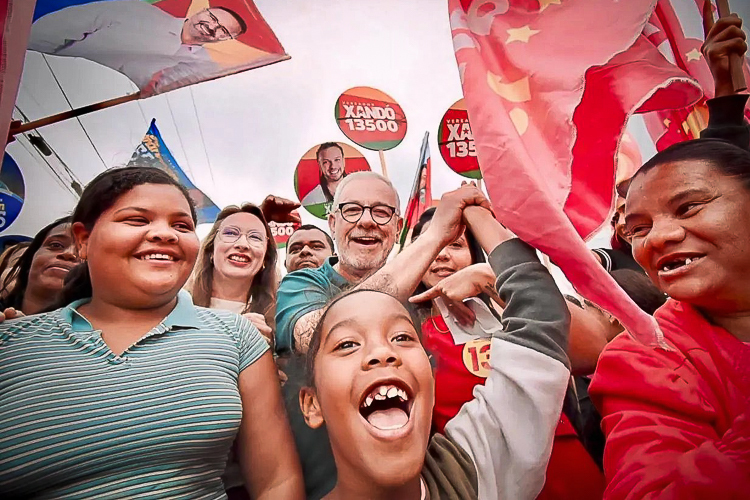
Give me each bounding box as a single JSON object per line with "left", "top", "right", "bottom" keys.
{"left": 284, "top": 225, "right": 334, "bottom": 272}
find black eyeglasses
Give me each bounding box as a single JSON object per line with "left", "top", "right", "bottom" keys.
{"left": 207, "top": 10, "right": 233, "bottom": 40}
{"left": 337, "top": 203, "right": 396, "bottom": 225}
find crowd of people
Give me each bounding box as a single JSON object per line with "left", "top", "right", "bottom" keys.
{"left": 0, "top": 9, "right": 748, "bottom": 500}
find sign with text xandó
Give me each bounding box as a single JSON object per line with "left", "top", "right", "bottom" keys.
{"left": 335, "top": 86, "right": 407, "bottom": 151}
{"left": 438, "top": 98, "right": 481, "bottom": 179}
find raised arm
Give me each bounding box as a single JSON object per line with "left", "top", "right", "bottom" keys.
{"left": 357, "top": 184, "right": 492, "bottom": 303}
{"left": 290, "top": 185, "right": 492, "bottom": 354}
{"left": 444, "top": 206, "right": 571, "bottom": 500}
{"left": 700, "top": 9, "right": 749, "bottom": 149}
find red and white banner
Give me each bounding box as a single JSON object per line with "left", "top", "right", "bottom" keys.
{"left": 450, "top": 0, "right": 702, "bottom": 344}
{"left": 28, "top": 0, "right": 288, "bottom": 97}
{"left": 642, "top": 0, "right": 750, "bottom": 150}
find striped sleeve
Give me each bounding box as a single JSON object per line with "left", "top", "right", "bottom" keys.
{"left": 234, "top": 314, "right": 270, "bottom": 372}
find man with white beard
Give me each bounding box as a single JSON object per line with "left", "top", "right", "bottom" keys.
{"left": 275, "top": 171, "right": 487, "bottom": 355}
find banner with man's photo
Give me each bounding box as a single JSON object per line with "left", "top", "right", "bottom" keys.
{"left": 29, "top": 0, "right": 289, "bottom": 97}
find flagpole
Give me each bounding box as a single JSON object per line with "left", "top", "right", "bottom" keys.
{"left": 8, "top": 92, "right": 141, "bottom": 141}
{"left": 378, "top": 150, "right": 389, "bottom": 178}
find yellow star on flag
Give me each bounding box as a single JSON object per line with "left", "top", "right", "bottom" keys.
{"left": 507, "top": 25, "right": 540, "bottom": 44}
{"left": 686, "top": 48, "right": 702, "bottom": 62}
{"left": 539, "top": 0, "right": 562, "bottom": 11}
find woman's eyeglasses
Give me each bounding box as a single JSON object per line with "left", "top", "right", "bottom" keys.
{"left": 218, "top": 226, "right": 266, "bottom": 245}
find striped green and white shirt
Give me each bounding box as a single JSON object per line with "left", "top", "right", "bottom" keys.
{"left": 0, "top": 291, "right": 268, "bottom": 499}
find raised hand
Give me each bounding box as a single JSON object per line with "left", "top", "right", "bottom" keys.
{"left": 429, "top": 183, "right": 493, "bottom": 247}
{"left": 243, "top": 312, "right": 273, "bottom": 344}
{"left": 260, "top": 195, "right": 302, "bottom": 224}
{"left": 410, "top": 263, "right": 495, "bottom": 305}
{"left": 702, "top": 1, "right": 747, "bottom": 96}
{"left": 0, "top": 307, "right": 24, "bottom": 323}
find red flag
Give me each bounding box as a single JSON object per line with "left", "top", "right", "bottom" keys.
{"left": 450, "top": 0, "right": 702, "bottom": 345}
{"left": 642, "top": 0, "right": 750, "bottom": 150}
{"left": 1, "top": 0, "right": 35, "bottom": 149}
{"left": 399, "top": 132, "right": 432, "bottom": 248}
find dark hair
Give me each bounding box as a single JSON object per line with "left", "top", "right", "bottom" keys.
{"left": 610, "top": 269, "right": 667, "bottom": 315}
{"left": 289, "top": 224, "right": 335, "bottom": 253}
{"left": 316, "top": 143, "right": 346, "bottom": 201}
{"left": 609, "top": 210, "right": 631, "bottom": 254}
{"left": 627, "top": 138, "right": 750, "bottom": 195}
{"left": 57, "top": 166, "right": 197, "bottom": 307}
{"left": 316, "top": 142, "right": 344, "bottom": 163}
{"left": 189, "top": 203, "right": 278, "bottom": 330}
{"left": 409, "top": 207, "right": 493, "bottom": 327}
{"left": 0, "top": 216, "right": 72, "bottom": 310}
{"left": 303, "top": 288, "right": 416, "bottom": 388}
{"left": 212, "top": 6, "right": 247, "bottom": 36}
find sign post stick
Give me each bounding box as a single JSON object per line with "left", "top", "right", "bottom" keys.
{"left": 8, "top": 92, "right": 141, "bottom": 140}
{"left": 379, "top": 150, "right": 389, "bottom": 178}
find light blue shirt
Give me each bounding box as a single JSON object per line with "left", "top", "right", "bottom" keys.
{"left": 274, "top": 257, "right": 349, "bottom": 354}
{"left": 0, "top": 290, "right": 268, "bottom": 499}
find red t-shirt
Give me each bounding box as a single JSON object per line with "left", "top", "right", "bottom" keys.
{"left": 422, "top": 315, "right": 605, "bottom": 500}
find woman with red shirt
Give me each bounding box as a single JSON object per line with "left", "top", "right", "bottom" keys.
{"left": 409, "top": 207, "right": 605, "bottom": 500}
{"left": 590, "top": 139, "right": 750, "bottom": 499}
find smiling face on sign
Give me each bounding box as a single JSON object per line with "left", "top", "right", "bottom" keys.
{"left": 182, "top": 8, "right": 244, "bottom": 45}
{"left": 318, "top": 145, "right": 345, "bottom": 184}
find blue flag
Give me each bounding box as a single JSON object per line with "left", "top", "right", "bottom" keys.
{"left": 129, "top": 119, "right": 220, "bottom": 224}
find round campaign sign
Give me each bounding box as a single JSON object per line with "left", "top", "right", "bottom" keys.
{"left": 294, "top": 142, "right": 371, "bottom": 219}
{"left": 0, "top": 154, "right": 26, "bottom": 233}
{"left": 335, "top": 86, "right": 407, "bottom": 151}
{"left": 437, "top": 98, "right": 481, "bottom": 179}
{"left": 269, "top": 221, "right": 301, "bottom": 249}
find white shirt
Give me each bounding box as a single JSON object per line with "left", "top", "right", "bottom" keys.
{"left": 300, "top": 183, "right": 330, "bottom": 207}
{"left": 29, "top": 0, "right": 217, "bottom": 91}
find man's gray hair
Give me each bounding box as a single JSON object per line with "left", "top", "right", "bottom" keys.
{"left": 331, "top": 171, "right": 401, "bottom": 214}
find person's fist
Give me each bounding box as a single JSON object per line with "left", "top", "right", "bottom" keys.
{"left": 260, "top": 195, "right": 302, "bottom": 224}
{"left": 702, "top": 5, "right": 747, "bottom": 97}
{"left": 0, "top": 308, "right": 24, "bottom": 323}
{"left": 430, "top": 183, "right": 492, "bottom": 246}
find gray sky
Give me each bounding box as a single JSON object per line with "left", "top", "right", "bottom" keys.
{"left": 6, "top": 0, "right": 749, "bottom": 252}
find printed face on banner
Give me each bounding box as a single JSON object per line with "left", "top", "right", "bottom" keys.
{"left": 294, "top": 142, "right": 371, "bottom": 220}
{"left": 28, "top": 0, "right": 288, "bottom": 97}
{"left": 0, "top": 154, "right": 26, "bottom": 233}
{"left": 335, "top": 86, "right": 407, "bottom": 151}
{"left": 438, "top": 98, "right": 481, "bottom": 179}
